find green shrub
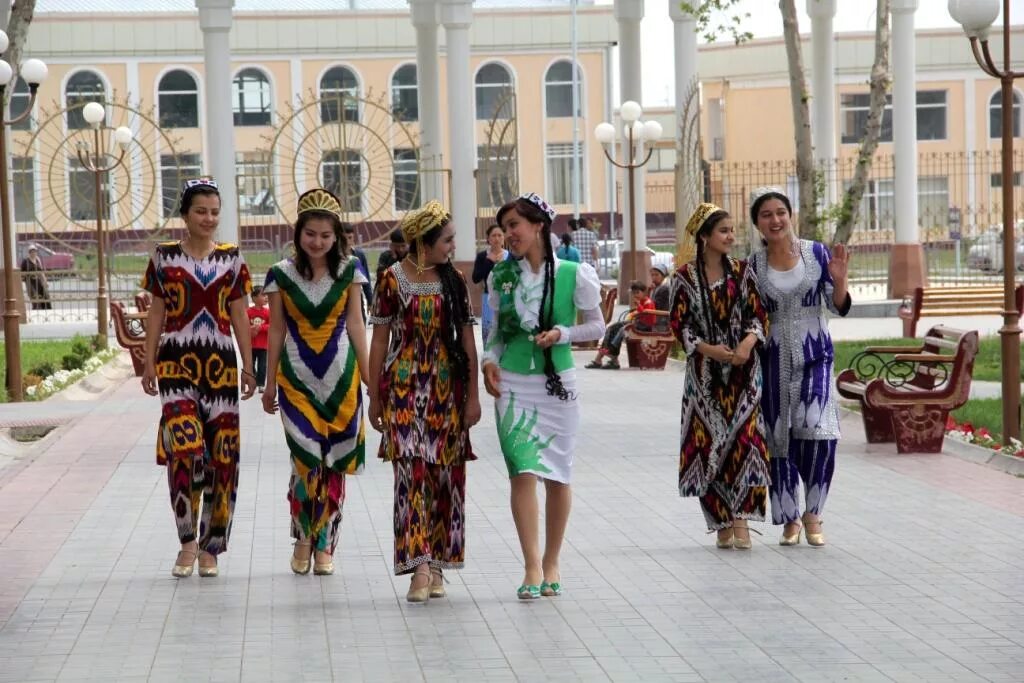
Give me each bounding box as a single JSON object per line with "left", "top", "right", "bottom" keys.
{"left": 28, "top": 361, "right": 57, "bottom": 377}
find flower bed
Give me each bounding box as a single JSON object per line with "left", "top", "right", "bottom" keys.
{"left": 24, "top": 349, "right": 119, "bottom": 400}
{"left": 945, "top": 415, "right": 1024, "bottom": 458}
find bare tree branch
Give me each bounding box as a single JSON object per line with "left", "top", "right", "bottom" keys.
{"left": 3, "top": 1, "right": 37, "bottom": 106}
{"left": 780, "top": 0, "right": 817, "bottom": 239}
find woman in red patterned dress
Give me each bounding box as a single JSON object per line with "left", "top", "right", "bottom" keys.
{"left": 670, "top": 204, "right": 771, "bottom": 550}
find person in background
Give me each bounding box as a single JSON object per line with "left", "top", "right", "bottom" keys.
{"left": 341, "top": 222, "right": 373, "bottom": 311}
{"left": 376, "top": 228, "right": 408, "bottom": 281}
{"left": 247, "top": 286, "right": 270, "bottom": 389}
{"left": 555, "top": 233, "right": 581, "bottom": 263}
{"left": 573, "top": 216, "right": 599, "bottom": 271}
{"left": 472, "top": 223, "right": 508, "bottom": 343}
{"left": 584, "top": 281, "right": 654, "bottom": 370}
{"left": 20, "top": 245, "right": 52, "bottom": 310}
{"left": 649, "top": 263, "right": 671, "bottom": 311}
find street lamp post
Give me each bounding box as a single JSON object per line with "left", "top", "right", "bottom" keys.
{"left": 76, "top": 101, "right": 132, "bottom": 350}
{"left": 949, "top": 0, "right": 1022, "bottom": 441}
{"left": 594, "top": 101, "right": 662, "bottom": 294}
{"left": 0, "top": 32, "right": 47, "bottom": 402}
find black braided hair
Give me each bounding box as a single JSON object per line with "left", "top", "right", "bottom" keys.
{"left": 408, "top": 219, "right": 470, "bottom": 384}
{"left": 694, "top": 210, "right": 732, "bottom": 349}
{"left": 496, "top": 197, "right": 571, "bottom": 401}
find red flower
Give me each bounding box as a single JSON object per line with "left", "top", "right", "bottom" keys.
{"left": 945, "top": 415, "right": 958, "bottom": 431}
{"left": 961, "top": 421, "right": 975, "bottom": 434}
{"left": 977, "top": 427, "right": 991, "bottom": 438}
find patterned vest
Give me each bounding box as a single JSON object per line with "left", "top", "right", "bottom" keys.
{"left": 494, "top": 260, "right": 578, "bottom": 375}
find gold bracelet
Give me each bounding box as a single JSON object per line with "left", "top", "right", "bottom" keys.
{"left": 241, "top": 369, "right": 256, "bottom": 379}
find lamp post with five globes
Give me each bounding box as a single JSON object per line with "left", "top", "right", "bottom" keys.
{"left": 76, "top": 100, "right": 133, "bottom": 350}
{"left": 595, "top": 101, "right": 662, "bottom": 294}
{"left": 0, "top": 29, "right": 48, "bottom": 401}
{"left": 948, "top": 0, "right": 1022, "bottom": 441}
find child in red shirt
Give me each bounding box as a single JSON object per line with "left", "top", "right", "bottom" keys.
{"left": 248, "top": 286, "right": 270, "bottom": 388}
{"left": 585, "top": 281, "right": 653, "bottom": 369}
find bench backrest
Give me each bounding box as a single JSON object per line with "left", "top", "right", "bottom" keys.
{"left": 920, "top": 325, "right": 979, "bottom": 402}
{"left": 601, "top": 287, "right": 618, "bottom": 325}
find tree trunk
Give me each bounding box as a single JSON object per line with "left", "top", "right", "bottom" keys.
{"left": 3, "top": 1, "right": 37, "bottom": 107}
{"left": 832, "top": 0, "right": 891, "bottom": 246}
{"left": 780, "top": 0, "right": 817, "bottom": 239}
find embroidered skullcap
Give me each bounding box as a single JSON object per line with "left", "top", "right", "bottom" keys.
{"left": 297, "top": 188, "right": 342, "bottom": 216}
{"left": 519, "top": 192, "right": 557, "bottom": 221}
{"left": 749, "top": 186, "right": 792, "bottom": 224}
{"left": 400, "top": 200, "right": 450, "bottom": 242}
{"left": 684, "top": 202, "right": 724, "bottom": 237}
{"left": 179, "top": 177, "right": 218, "bottom": 200}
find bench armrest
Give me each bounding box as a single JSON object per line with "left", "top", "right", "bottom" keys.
{"left": 863, "top": 345, "right": 923, "bottom": 354}
{"left": 892, "top": 353, "right": 956, "bottom": 363}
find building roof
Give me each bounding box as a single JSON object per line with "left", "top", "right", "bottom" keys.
{"left": 36, "top": 0, "right": 594, "bottom": 13}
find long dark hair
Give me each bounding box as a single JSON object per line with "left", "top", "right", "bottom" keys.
{"left": 750, "top": 190, "right": 792, "bottom": 226}
{"left": 408, "top": 218, "right": 471, "bottom": 384}
{"left": 496, "top": 197, "right": 571, "bottom": 401}
{"left": 293, "top": 210, "right": 348, "bottom": 281}
{"left": 694, "top": 209, "right": 734, "bottom": 347}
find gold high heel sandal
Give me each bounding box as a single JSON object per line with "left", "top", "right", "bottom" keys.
{"left": 172, "top": 548, "right": 197, "bottom": 578}
{"left": 197, "top": 551, "right": 218, "bottom": 578}
{"left": 291, "top": 541, "right": 312, "bottom": 575}
{"left": 313, "top": 550, "right": 334, "bottom": 576}
{"left": 803, "top": 516, "right": 826, "bottom": 547}
{"left": 429, "top": 568, "right": 446, "bottom": 599}
{"left": 779, "top": 523, "right": 802, "bottom": 546}
{"left": 714, "top": 528, "right": 734, "bottom": 549}
{"left": 407, "top": 570, "right": 431, "bottom": 603}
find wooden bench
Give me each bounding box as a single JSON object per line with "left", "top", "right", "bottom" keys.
{"left": 624, "top": 310, "right": 673, "bottom": 370}
{"left": 573, "top": 285, "right": 618, "bottom": 350}
{"left": 900, "top": 284, "right": 1024, "bottom": 337}
{"left": 110, "top": 301, "right": 148, "bottom": 376}
{"left": 836, "top": 325, "right": 979, "bottom": 453}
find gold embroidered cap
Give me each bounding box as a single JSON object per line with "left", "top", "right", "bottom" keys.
{"left": 297, "top": 188, "right": 342, "bottom": 216}
{"left": 684, "top": 202, "right": 724, "bottom": 236}
{"left": 400, "top": 200, "right": 450, "bottom": 242}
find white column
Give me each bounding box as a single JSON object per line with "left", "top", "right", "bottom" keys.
{"left": 440, "top": 0, "right": 475, "bottom": 262}
{"left": 669, "top": 1, "right": 698, "bottom": 121}
{"left": 614, "top": 0, "right": 646, "bottom": 250}
{"left": 808, "top": 0, "right": 837, "bottom": 214}
{"left": 892, "top": 0, "right": 918, "bottom": 245}
{"left": 196, "top": 0, "right": 238, "bottom": 244}
{"left": 409, "top": 0, "right": 443, "bottom": 203}
{"left": 126, "top": 60, "right": 144, "bottom": 225}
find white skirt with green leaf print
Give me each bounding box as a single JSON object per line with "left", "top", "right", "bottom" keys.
{"left": 495, "top": 370, "right": 580, "bottom": 484}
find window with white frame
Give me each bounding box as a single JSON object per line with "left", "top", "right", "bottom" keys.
{"left": 68, "top": 156, "right": 113, "bottom": 222}
{"left": 158, "top": 70, "right": 199, "bottom": 129}
{"left": 65, "top": 70, "right": 106, "bottom": 130}
{"left": 544, "top": 60, "right": 583, "bottom": 118}
{"left": 393, "top": 148, "right": 420, "bottom": 212}
{"left": 840, "top": 90, "right": 947, "bottom": 143}
{"left": 545, "top": 142, "right": 584, "bottom": 205}
{"left": 848, "top": 178, "right": 894, "bottom": 231}
{"left": 476, "top": 144, "right": 516, "bottom": 208}
{"left": 10, "top": 78, "right": 31, "bottom": 131}
{"left": 647, "top": 147, "right": 676, "bottom": 173}
{"left": 236, "top": 151, "right": 274, "bottom": 215}
{"left": 989, "top": 171, "right": 1022, "bottom": 187}
{"left": 320, "top": 66, "right": 359, "bottom": 124}
{"left": 989, "top": 90, "right": 1022, "bottom": 138}
{"left": 918, "top": 176, "right": 949, "bottom": 230}
{"left": 391, "top": 65, "right": 418, "bottom": 123}
{"left": 475, "top": 63, "right": 513, "bottom": 121}
{"left": 232, "top": 68, "right": 271, "bottom": 126}
{"left": 321, "top": 150, "right": 361, "bottom": 214}
{"left": 159, "top": 153, "right": 202, "bottom": 218}
{"left": 12, "top": 157, "right": 34, "bottom": 222}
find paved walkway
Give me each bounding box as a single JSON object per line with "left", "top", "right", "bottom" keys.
{"left": 0, "top": 352, "right": 1023, "bottom": 682}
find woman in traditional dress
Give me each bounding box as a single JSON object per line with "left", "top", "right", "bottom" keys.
{"left": 670, "top": 203, "right": 771, "bottom": 550}
{"left": 20, "top": 246, "right": 52, "bottom": 310}
{"left": 472, "top": 223, "right": 508, "bottom": 343}
{"left": 482, "top": 193, "right": 604, "bottom": 599}
{"left": 748, "top": 187, "right": 851, "bottom": 547}
{"left": 140, "top": 177, "right": 256, "bottom": 578}
{"left": 367, "top": 200, "right": 481, "bottom": 603}
{"left": 261, "top": 189, "right": 369, "bottom": 576}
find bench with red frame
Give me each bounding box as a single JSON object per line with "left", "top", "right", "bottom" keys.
{"left": 624, "top": 310, "right": 673, "bottom": 370}
{"left": 836, "top": 325, "right": 979, "bottom": 453}
{"left": 899, "top": 284, "right": 1023, "bottom": 338}
{"left": 110, "top": 301, "right": 148, "bottom": 377}
{"left": 573, "top": 285, "right": 617, "bottom": 350}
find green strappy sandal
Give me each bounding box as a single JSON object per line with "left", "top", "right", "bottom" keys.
{"left": 540, "top": 581, "right": 562, "bottom": 597}
{"left": 517, "top": 584, "right": 541, "bottom": 600}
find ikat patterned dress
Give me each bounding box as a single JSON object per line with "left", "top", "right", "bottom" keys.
{"left": 142, "top": 241, "right": 251, "bottom": 555}
{"left": 369, "top": 263, "right": 476, "bottom": 575}
{"left": 263, "top": 257, "right": 366, "bottom": 553}
{"left": 670, "top": 257, "right": 771, "bottom": 530}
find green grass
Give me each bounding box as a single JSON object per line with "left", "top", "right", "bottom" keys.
{"left": 951, "top": 398, "right": 1007, "bottom": 442}
{"left": 833, "top": 336, "right": 1006, "bottom": 383}
{"left": 0, "top": 339, "right": 78, "bottom": 402}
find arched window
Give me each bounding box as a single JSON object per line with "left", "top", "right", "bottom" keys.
{"left": 391, "top": 64, "right": 418, "bottom": 122}
{"left": 989, "top": 90, "right": 1022, "bottom": 138}
{"left": 475, "top": 63, "right": 513, "bottom": 121}
{"left": 232, "top": 68, "right": 272, "bottom": 126}
{"left": 544, "top": 60, "right": 583, "bottom": 118}
{"left": 65, "top": 70, "right": 106, "bottom": 130}
{"left": 158, "top": 69, "right": 199, "bottom": 129}
{"left": 320, "top": 66, "right": 359, "bottom": 123}
{"left": 10, "top": 77, "right": 31, "bottom": 131}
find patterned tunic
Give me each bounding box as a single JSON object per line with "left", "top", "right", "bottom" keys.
{"left": 141, "top": 241, "right": 251, "bottom": 553}
{"left": 264, "top": 257, "right": 366, "bottom": 551}
{"left": 749, "top": 240, "right": 852, "bottom": 460}
{"left": 369, "top": 263, "right": 476, "bottom": 465}
{"left": 670, "top": 258, "right": 771, "bottom": 527}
